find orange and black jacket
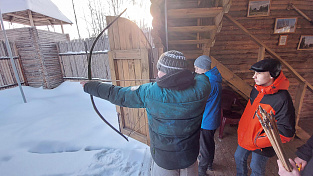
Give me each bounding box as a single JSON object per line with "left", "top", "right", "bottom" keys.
{"left": 237, "top": 71, "right": 295, "bottom": 157}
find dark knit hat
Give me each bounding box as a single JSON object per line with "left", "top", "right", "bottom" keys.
{"left": 250, "top": 58, "right": 282, "bottom": 78}
{"left": 157, "top": 50, "right": 187, "bottom": 74}
{"left": 194, "top": 55, "right": 211, "bottom": 70}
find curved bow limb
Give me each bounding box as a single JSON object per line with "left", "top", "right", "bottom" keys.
{"left": 87, "top": 9, "right": 128, "bottom": 141}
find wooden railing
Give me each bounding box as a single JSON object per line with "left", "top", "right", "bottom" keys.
{"left": 224, "top": 14, "right": 312, "bottom": 140}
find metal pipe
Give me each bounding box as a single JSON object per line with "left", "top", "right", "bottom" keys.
{"left": 165, "top": 0, "right": 169, "bottom": 51}
{"left": 0, "top": 9, "right": 27, "bottom": 103}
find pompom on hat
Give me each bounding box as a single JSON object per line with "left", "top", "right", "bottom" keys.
{"left": 157, "top": 50, "right": 187, "bottom": 74}
{"left": 194, "top": 55, "right": 212, "bottom": 70}
{"left": 250, "top": 58, "right": 282, "bottom": 79}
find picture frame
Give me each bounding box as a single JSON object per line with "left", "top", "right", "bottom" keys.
{"left": 278, "top": 35, "right": 288, "bottom": 46}
{"left": 274, "top": 18, "right": 297, "bottom": 34}
{"left": 297, "top": 35, "right": 313, "bottom": 50}
{"left": 247, "top": 0, "right": 271, "bottom": 17}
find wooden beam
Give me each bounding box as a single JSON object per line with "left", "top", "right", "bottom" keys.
{"left": 6, "top": 12, "right": 67, "bottom": 26}
{"left": 289, "top": 3, "right": 313, "bottom": 25}
{"left": 36, "top": 18, "right": 55, "bottom": 22}
{"left": 210, "top": 56, "right": 252, "bottom": 98}
{"left": 111, "top": 49, "right": 142, "bottom": 60}
{"left": 168, "top": 7, "right": 223, "bottom": 19}
{"left": 184, "top": 53, "right": 202, "bottom": 60}
{"left": 169, "top": 39, "right": 212, "bottom": 45}
{"left": 6, "top": 13, "right": 29, "bottom": 20}
{"left": 296, "top": 126, "right": 311, "bottom": 141}
{"left": 7, "top": 13, "right": 53, "bottom": 22}
{"left": 168, "top": 25, "right": 217, "bottom": 33}
{"left": 224, "top": 14, "right": 313, "bottom": 93}
{"left": 214, "top": 11, "right": 224, "bottom": 27}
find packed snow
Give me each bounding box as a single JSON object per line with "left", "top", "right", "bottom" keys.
{"left": 0, "top": 81, "right": 151, "bottom": 176}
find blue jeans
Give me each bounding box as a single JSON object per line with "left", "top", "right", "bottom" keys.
{"left": 234, "top": 145, "right": 269, "bottom": 176}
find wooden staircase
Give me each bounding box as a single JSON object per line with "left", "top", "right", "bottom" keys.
{"left": 151, "top": 0, "right": 253, "bottom": 97}
{"left": 169, "top": 3, "right": 230, "bottom": 59}
{"left": 151, "top": 0, "right": 231, "bottom": 59}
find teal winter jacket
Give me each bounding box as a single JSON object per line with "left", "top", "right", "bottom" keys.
{"left": 84, "top": 70, "right": 211, "bottom": 170}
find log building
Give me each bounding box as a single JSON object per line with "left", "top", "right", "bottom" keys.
{"left": 151, "top": 0, "right": 313, "bottom": 139}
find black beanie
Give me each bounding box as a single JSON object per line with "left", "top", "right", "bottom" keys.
{"left": 157, "top": 50, "right": 187, "bottom": 74}
{"left": 250, "top": 58, "right": 282, "bottom": 78}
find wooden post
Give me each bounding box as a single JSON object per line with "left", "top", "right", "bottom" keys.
{"left": 257, "top": 46, "right": 265, "bottom": 61}
{"left": 28, "top": 10, "right": 35, "bottom": 27}
{"left": 60, "top": 21, "right": 64, "bottom": 34}
{"left": 294, "top": 82, "right": 307, "bottom": 126}
{"left": 294, "top": 82, "right": 310, "bottom": 140}
{"left": 203, "top": 47, "right": 210, "bottom": 56}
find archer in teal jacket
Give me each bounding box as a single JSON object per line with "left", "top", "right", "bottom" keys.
{"left": 83, "top": 50, "right": 211, "bottom": 172}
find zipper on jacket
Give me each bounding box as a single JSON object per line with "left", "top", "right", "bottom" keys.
{"left": 254, "top": 131, "right": 261, "bottom": 148}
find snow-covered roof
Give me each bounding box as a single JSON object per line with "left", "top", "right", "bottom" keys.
{"left": 0, "top": 0, "right": 72, "bottom": 26}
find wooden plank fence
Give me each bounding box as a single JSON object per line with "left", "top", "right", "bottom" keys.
{"left": 57, "top": 27, "right": 154, "bottom": 81}
{"left": 0, "top": 41, "right": 26, "bottom": 89}
{"left": 57, "top": 36, "right": 111, "bottom": 80}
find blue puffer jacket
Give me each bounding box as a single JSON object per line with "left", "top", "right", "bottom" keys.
{"left": 84, "top": 70, "right": 211, "bottom": 170}
{"left": 201, "top": 67, "right": 222, "bottom": 130}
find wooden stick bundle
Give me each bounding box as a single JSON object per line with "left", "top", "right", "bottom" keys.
{"left": 256, "top": 105, "right": 293, "bottom": 172}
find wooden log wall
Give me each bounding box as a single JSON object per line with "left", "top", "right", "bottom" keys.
{"left": 210, "top": 0, "right": 313, "bottom": 119}
{"left": 37, "top": 30, "right": 69, "bottom": 88}
{"left": 0, "top": 27, "right": 68, "bottom": 89}
{"left": 57, "top": 37, "right": 111, "bottom": 80}
{"left": 0, "top": 41, "right": 26, "bottom": 89}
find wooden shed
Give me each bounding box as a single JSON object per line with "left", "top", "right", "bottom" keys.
{"left": 0, "top": 28, "right": 69, "bottom": 88}
{"left": 150, "top": 0, "right": 313, "bottom": 140}
{"left": 0, "top": 0, "right": 72, "bottom": 89}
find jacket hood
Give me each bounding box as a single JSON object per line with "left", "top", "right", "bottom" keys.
{"left": 156, "top": 69, "right": 195, "bottom": 90}
{"left": 204, "top": 66, "right": 222, "bottom": 83}
{"left": 254, "top": 71, "right": 289, "bottom": 94}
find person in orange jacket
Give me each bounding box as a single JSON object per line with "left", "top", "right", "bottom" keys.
{"left": 234, "top": 58, "right": 295, "bottom": 176}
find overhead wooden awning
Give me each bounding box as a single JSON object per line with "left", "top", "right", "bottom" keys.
{"left": 2, "top": 10, "right": 72, "bottom": 26}
{"left": 0, "top": 0, "right": 72, "bottom": 33}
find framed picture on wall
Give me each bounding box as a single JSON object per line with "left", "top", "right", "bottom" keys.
{"left": 297, "top": 35, "right": 313, "bottom": 50}
{"left": 247, "top": 0, "right": 271, "bottom": 17}
{"left": 274, "top": 18, "right": 297, "bottom": 34}
{"left": 278, "top": 35, "right": 288, "bottom": 46}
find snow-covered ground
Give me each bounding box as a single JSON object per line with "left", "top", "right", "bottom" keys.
{"left": 0, "top": 81, "right": 151, "bottom": 176}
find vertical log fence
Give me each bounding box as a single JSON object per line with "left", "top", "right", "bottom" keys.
{"left": 0, "top": 41, "right": 26, "bottom": 89}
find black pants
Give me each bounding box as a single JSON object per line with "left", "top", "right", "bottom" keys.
{"left": 199, "top": 128, "right": 216, "bottom": 172}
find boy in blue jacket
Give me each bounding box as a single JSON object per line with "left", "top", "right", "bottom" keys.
{"left": 194, "top": 55, "right": 222, "bottom": 176}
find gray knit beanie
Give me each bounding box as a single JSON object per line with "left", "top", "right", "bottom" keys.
{"left": 157, "top": 50, "right": 187, "bottom": 74}
{"left": 194, "top": 55, "right": 211, "bottom": 70}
